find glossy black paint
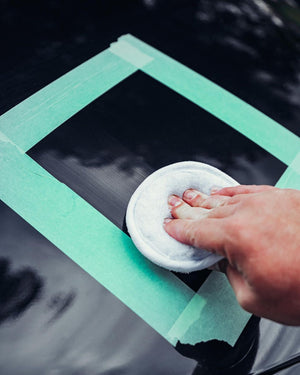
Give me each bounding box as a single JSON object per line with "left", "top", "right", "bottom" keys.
{"left": 1, "top": 1, "right": 300, "bottom": 374}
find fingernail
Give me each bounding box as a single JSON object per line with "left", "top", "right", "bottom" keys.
{"left": 183, "top": 189, "right": 197, "bottom": 200}
{"left": 163, "top": 218, "right": 172, "bottom": 226}
{"left": 168, "top": 195, "right": 182, "bottom": 207}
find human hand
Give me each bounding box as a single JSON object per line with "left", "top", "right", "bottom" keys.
{"left": 164, "top": 185, "right": 300, "bottom": 325}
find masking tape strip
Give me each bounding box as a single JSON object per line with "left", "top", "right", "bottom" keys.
{"left": 167, "top": 271, "right": 250, "bottom": 345}
{"left": 0, "top": 50, "right": 138, "bottom": 153}
{"left": 276, "top": 152, "right": 300, "bottom": 189}
{"left": 0, "top": 140, "right": 249, "bottom": 346}
{"left": 110, "top": 35, "right": 300, "bottom": 166}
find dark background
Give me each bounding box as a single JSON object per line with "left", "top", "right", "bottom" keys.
{"left": 0, "top": 1, "right": 300, "bottom": 374}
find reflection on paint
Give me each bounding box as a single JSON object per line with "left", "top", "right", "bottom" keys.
{"left": 0, "top": 258, "right": 43, "bottom": 324}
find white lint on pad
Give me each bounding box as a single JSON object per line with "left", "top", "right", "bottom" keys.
{"left": 126, "top": 161, "right": 239, "bottom": 273}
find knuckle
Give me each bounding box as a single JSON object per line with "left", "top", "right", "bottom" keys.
{"left": 237, "top": 292, "right": 253, "bottom": 312}
{"left": 200, "top": 198, "right": 210, "bottom": 208}
{"left": 228, "top": 195, "right": 242, "bottom": 205}
{"left": 202, "top": 197, "right": 224, "bottom": 209}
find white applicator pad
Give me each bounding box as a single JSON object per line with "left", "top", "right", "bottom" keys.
{"left": 126, "top": 161, "right": 238, "bottom": 273}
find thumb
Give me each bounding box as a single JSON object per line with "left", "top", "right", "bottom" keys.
{"left": 164, "top": 218, "right": 226, "bottom": 257}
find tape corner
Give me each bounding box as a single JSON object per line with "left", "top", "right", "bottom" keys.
{"left": 109, "top": 39, "right": 153, "bottom": 69}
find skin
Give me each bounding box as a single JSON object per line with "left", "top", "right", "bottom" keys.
{"left": 164, "top": 185, "right": 300, "bottom": 325}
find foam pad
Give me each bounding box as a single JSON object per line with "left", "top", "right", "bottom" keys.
{"left": 126, "top": 161, "right": 238, "bottom": 273}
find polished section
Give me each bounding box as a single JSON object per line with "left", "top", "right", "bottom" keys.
{"left": 1, "top": 1, "right": 300, "bottom": 374}
{"left": 28, "top": 71, "right": 286, "bottom": 228}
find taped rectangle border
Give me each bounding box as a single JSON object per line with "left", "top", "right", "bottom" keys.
{"left": 0, "top": 34, "right": 299, "bottom": 347}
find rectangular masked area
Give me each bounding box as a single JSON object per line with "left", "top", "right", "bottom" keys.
{"left": 28, "top": 70, "right": 286, "bottom": 290}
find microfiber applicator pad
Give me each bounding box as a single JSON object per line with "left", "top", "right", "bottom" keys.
{"left": 126, "top": 161, "right": 239, "bottom": 273}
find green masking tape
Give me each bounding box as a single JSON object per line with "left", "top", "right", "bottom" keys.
{"left": 167, "top": 271, "right": 249, "bottom": 345}
{"left": 110, "top": 35, "right": 300, "bottom": 166}
{"left": 276, "top": 152, "right": 300, "bottom": 189}
{"left": 0, "top": 139, "right": 249, "bottom": 346}
{"left": 0, "top": 50, "right": 137, "bottom": 153}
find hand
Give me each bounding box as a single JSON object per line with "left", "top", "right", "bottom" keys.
{"left": 164, "top": 185, "right": 300, "bottom": 325}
